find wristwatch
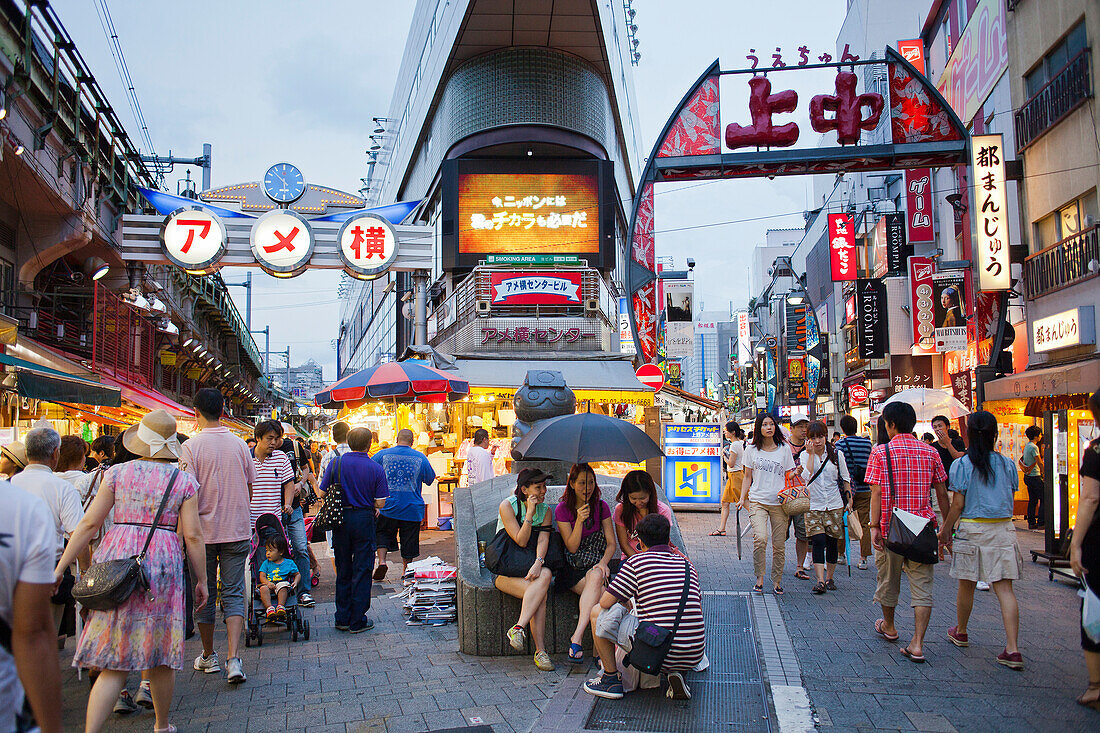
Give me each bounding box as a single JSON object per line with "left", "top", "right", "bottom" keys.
{"left": 536, "top": 556, "right": 545, "bottom": 563}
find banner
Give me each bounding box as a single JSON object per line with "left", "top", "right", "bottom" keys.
{"left": 664, "top": 321, "right": 694, "bottom": 359}
{"left": 971, "top": 133, "right": 1011, "bottom": 290}
{"left": 787, "top": 353, "right": 808, "bottom": 402}
{"left": 828, "top": 213, "right": 857, "bottom": 280}
{"left": 890, "top": 354, "right": 934, "bottom": 394}
{"left": 489, "top": 272, "right": 582, "bottom": 305}
{"left": 856, "top": 278, "right": 888, "bottom": 360}
{"left": 950, "top": 370, "right": 974, "bottom": 412}
{"left": 909, "top": 256, "right": 936, "bottom": 353}
{"left": 932, "top": 271, "right": 968, "bottom": 352}
{"left": 664, "top": 281, "right": 693, "bottom": 322}
{"left": 904, "top": 168, "right": 934, "bottom": 243}
{"left": 785, "top": 302, "right": 808, "bottom": 351}
{"left": 884, "top": 212, "right": 910, "bottom": 276}
{"left": 936, "top": 0, "right": 1008, "bottom": 125}
{"left": 618, "top": 297, "right": 635, "bottom": 355}
{"left": 662, "top": 423, "right": 722, "bottom": 507}
{"left": 736, "top": 311, "right": 751, "bottom": 365}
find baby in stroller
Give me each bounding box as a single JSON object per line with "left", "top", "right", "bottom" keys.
{"left": 258, "top": 536, "right": 298, "bottom": 620}
{"left": 247, "top": 513, "right": 310, "bottom": 644}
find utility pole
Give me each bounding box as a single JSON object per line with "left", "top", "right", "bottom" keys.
{"left": 225, "top": 271, "right": 252, "bottom": 331}
{"left": 251, "top": 326, "right": 270, "bottom": 376}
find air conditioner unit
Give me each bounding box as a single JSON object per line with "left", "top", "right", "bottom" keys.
{"left": 475, "top": 300, "right": 491, "bottom": 315}
{"left": 584, "top": 298, "right": 599, "bottom": 313}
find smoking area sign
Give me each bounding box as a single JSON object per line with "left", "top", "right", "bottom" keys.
{"left": 662, "top": 423, "right": 722, "bottom": 509}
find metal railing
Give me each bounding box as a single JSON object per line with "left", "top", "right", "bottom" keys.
{"left": 168, "top": 269, "right": 264, "bottom": 374}
{"left": 92, "top": 283, "right": 156, "bottom": 387}
{"left": 1015, "top": 48, "right": 1093, "bottom": 150}
{"left": 1023, "top": 224, "right": 1100, "bottom": 299}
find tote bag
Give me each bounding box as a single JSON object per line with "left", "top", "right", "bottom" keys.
{"left": 883, "top": 444, "right": 939, "bottom": 565}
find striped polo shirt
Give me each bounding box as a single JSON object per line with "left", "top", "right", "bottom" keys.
{"left": 251, "top": 449, "right": 293, "bottom": 524}
{"left": 836, "top": 435, "right": 874, "bottom": 491}
{"left": 608, "top": 547, "right": 705, "bottom": 671}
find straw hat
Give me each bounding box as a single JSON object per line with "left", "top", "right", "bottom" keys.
{"left": 1, "top": 441, "right": 27, "bottom": 471}
{"left": 122, "top": 409, "right": 181, "bottom": 460}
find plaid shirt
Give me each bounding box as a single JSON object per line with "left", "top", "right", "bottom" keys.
{"left": 864, "top": 433, "right": 947, "bottom": 536}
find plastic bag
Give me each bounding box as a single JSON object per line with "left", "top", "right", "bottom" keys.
{"left": 1081, "top": 583, "right": 1100, "bottom": 644}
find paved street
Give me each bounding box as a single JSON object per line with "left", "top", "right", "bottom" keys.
{"left": 55, "top": 511, "right": 1096, "bottom": 733}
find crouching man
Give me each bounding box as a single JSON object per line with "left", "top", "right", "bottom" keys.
{"left": 584, "top": 514, "right": 705, "bottom": 700}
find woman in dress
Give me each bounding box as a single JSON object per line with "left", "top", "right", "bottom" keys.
{"left": 613, "top": 470, "right": 673, "bottom": 558}
{"left": 938, "top": 409, "right": 1025, "bottom": 670}
{"left": 802, "top": 421, "right": 851, "bottom": 595}
{"left": 738, "top": 412, "right": 798, "bottom": 594}
{"left": 1070, "top": 389, "right": 1100, "bottom": 708}
{"left": 556, "top": 462, "right": 616, "bottom": 665}
{"left": 53, "top": 410, "right": 208, "bottom": 733}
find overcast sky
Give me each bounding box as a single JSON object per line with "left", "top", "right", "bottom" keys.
{"left": 56, "top": 0, "right": 854, "bottom": 380}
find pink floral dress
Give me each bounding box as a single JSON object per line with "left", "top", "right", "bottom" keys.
{"left": 73, "top": 460, "right": 197, "bottom": 671}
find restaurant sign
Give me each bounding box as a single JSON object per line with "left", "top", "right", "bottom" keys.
{"left": 828, "top": 213, "right": 857, "bottom": 281}
{"left": 971, "top": 134, "right": 1011, "bottom": 291}
{"left": 1032, "top": 306, "right": 1095, "bottom": 353}
{"left": 489, "top": 272, "right": 582, "bottom": 305}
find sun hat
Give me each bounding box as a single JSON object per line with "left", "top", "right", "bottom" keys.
{"left": 122, "top": 409, "right": 181, "bottom": 460}
{"left": 517, "top": 467, "right": 553, "bottom": 487}
{"left": 1, "top": 441, "right": 27, "bottom": 470}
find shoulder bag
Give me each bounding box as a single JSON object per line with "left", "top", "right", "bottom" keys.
{"left": 484, "top": 499, "right": 538, "bottom": 578}
{"left": 566, "top": 525, "right": 608, "bottom": 569}
{"left": 778, "top": 467, "right": 810, "bottom": 517}
{"left": 312, "top": 455, "right": 345, "bottom": 533}
{"left": 883, "top": 444, "right": 939, "bottom": 565}
{"left": 73, "top": 469, "right": 180, "bottom": 611}
{"left": 626, "top": 560, "right": 693, "bottom": 676}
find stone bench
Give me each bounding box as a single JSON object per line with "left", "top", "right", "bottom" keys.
{"left": 455, "top": 472, "right": 685, "bottom": 657}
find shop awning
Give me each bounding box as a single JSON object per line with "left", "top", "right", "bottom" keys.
{"left": 0, "top": 353, "right": 122, "bottom": 407}
{"left": 98, "top": 375, "right": 195, "bottom": 419}
{"left": 983, "top": 358, "right": 1100, "bottom": 402}
{"left": 455, "top": 358, "right": 654, "bottom": 406}
{"left": 658, "top": 384, "right": 724, "bottom": 411}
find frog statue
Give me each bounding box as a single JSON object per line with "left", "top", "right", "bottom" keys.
{"left": 510, "top": 369, "right": 576, "bottom": 460}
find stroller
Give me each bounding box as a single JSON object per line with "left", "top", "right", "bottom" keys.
{"left": 245, "top": 513, "right": 310, "bottom": 646}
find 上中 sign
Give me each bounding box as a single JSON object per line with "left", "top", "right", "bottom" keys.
{"left": 905, "top": 168, "right": 934, "bottom": 243}
{"left": 619, "top": 297, "right": 636, "bottom": 355}
{"left": 489, "top": 272, "right": 582, "bottom": 305}
{"left": 338, "top": 213, "right": 398, "bottom": 280}
{"left": 856, "top": 278, "right": 887, "bottom": 359}
{"left": 909, "top": 256, "right": 936, "bottom": 353}
{"left": 251, "top": 210, "right": 314, "bottom": 277}
{"left": 160, "top": 207, "right": 227, "bottom": 273}
{"left": 932, "top": 271, "right": 968, "bottom": 352}
{"left": 828, "top": 213, "right": 857, "bottom": 281}
{"left": 1032, "top": 306, "right": 1096, "bottom": 353}
{"left": 884, "top": 212, "right": 910, "bottom": 276}
{"left": 662, "top": 423, "right": 722, "bottom": 507}
{"left": 971, "top": 134, "right": 1011, "bottom": 291}
{"left": 635, "top": 363, "right": 665, "bottom": 391}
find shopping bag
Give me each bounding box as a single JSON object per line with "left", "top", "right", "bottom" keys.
{"left": 778, "top": 469, "right": 809, "bottom": 517}
{"left": 1081, "top": 582, "right": 1100, "bottom": 645}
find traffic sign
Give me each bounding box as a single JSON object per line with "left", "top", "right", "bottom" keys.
{"left": 635, "top": 363, "right": 665, "bottom": 392}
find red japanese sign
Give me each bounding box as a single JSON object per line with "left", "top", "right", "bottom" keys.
{"left": 904, "top": 168, "right": 934, "bottom": 243}
{"left": 848, "top": 384, "right": 869, "bottom": 407}
{"left": 828, "top": 213, "right": 857, "bottom": 281}
{"left": 908, "top": 256, "right": 937, "bottom": 354}
{"left": 489, "top": 272, "right": 582, "bottom": 306}
{"left": 897, "top": 40, "right": 925, "bottom": 74}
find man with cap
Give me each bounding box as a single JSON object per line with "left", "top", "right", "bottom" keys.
{"left": 786, "top": 413, "right": 812, "bottom": 578}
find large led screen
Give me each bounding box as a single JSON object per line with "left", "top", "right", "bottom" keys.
{"left": 442, "top": 159, "right": 612, "bottom": 270}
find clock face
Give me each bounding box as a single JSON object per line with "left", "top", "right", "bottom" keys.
{"left": 263, "top": 163, "right": 306, "bottom": 204}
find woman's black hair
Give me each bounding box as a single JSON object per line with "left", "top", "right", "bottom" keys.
{"left": 615, "top": 470, "right": 659, "bottom": 531}
{"left": 111, "top": 434, "right": 141, "bottom": 465}
{"left": 965, "top": 410, "right": 998, "bottom": 484}
{"left": 752, "top": 412, "right": 785, "bottom": 450}
{"left": 806, "top": 421, "right": 837, "bottom": 465}
{"left": 563, "top": 463, "right": 601, "bottom": 529}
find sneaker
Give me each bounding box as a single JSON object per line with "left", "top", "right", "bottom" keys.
{"left": 507, "top": 624, "right": 526, "bottom": 651}
{"left": 335, "top": 623, "right": 350, "bottom": 631}
{"left": 135, "top": 681, "right": 153, "bottom": 709}
{"left": 534, "top": 650, "right": 555, "bottom": 672}
{"left": 298, "top": 592, "right": 315, "bottom": 607}
{"left": 225, "top": 657, "right": 246, "bottom": 684}
{"left": 584, "top": 671, "right": 625, "bottom": 699}
{"left": 275, "top": 605, "right": 286, "bottom": 620}
{"left": 113, "top": 690, "right": 139, "bottom": 715}
{"left": 947, "top": 626, "right": 969, "bottom": 647}
{"left": 857, "top": 558, "right": 868, "bottom": 570}
{"left": 193, "top": 652, "right": 221, "bottom": 674}
{"left": 976, "top": 581, "right": 991, "bottom": 592}
{"left": 265, "top": 606, "right": 277, "bottom": 620}
{"left": 802, "top": 557, "right": 813, "bottom": 571}
{"left": 349, "top": 618, "right": 374, "bottom": 633}
{"left": 837, "top": 554, "right": 847, "bottom": 566}
{"left": 996, "top": 650, "right": 1024, "bottom": 670}
{"left": 666, "top": 671, "right": 691, "bottom": 700}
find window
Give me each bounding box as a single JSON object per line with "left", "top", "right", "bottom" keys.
{"left": 1024, "top": 20, "right": 1087, "bottom": 100}
{"left": 0, "top": 259, "right": 13, "bottom": 316}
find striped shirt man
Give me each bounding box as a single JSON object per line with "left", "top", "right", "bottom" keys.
{"left": 251, "top": 449, "right": 293, "bottom": 524}
{"left": 836, "top": 435, "right": 874, "bottom": 492}
{"left": 607, "top": 547, "right": 705, "bottom": 671}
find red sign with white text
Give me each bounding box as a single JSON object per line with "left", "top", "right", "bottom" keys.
{"left": 905, "top": 168, "right": 934, "bottom": 243}
{"left": 489, "top": 271, "right": 583, "bottom": 306}
{"left": 828, "top": 213, "right": 857, "bottom": 281}
{"left": 897, "top": 40, "right": 925, "bottom": 75}
{"left": 848, "top": 384, "right": 869, "bottom": 408}
{"left": 909, "top": 256, "right": 937, "bottom": 354}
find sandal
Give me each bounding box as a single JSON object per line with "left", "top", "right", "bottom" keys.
{"left": 1077, "top": 681, "right": 1100, "bottom": 710}
{"left": 794, "top": 570, "right": 810, "bottom": 580}
{"left": 773, "top": 585, "right": 784, "bottom": 595}
{"left": 752, "top": 582, "right": 764, "bottom": 593}
{"left": 709, "top": 529, "right": 727, "bottom": 536}
{"left": 874, "top": 619, "right": 899, "bottom": 642}
{"left": 153, "top": 726, "right": 177, "bottom": 733}
{"left": 812, "top": 582, "right": 826, "bottom": 594}
{"left": 568, "top": 643, "right": 584, "bottom": 664}
{"left": 900, "top": 646, "right": 926, "bottom": 663}
{"left": 825, "top": 579, "right": 837, "bottom": 591}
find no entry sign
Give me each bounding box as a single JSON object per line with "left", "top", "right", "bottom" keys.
{"left": 636, "top": 363, "right": 665, "bottom": 392}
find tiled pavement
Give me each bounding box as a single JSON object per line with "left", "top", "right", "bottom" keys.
{"left": 57, "top": 515, "right": 1098, "bottom": 732}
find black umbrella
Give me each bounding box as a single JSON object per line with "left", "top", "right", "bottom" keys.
{"left": 513, "top": 412, "right": 664, "bottom": 464}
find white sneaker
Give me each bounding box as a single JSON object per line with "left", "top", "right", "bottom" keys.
{"left": 134, "top": 681, "right": 153, "bottom": 709}
{"left": 976, "top": 581, "right": 991, "bottom": 591}
{"left": 226, "top": 657, "right": 246, "bottom": 684}
{"left": 193, "top": 651, "right": 220, "bottom": 674}
{"left": 666, "top": 671, "right": 691, "bottom": 700}
{"left": 802, "top": 557, "right": 813, "bottom": 571}
{"left": 857, "top": 558, "right": 868, "bottom": 570}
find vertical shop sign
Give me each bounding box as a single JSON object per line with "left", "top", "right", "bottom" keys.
{"left": 909, "top": 256, "right": 936, "bottom": 353}
{"left": 897, "top": 39, "right": 925, "bottom": 74}
{"left": 737, "top": 311, "right": 751, "bottom": 365}
{"left": 664, "top": 321, "right": 694, "bottom": 359}
{"left": 828, "top": 213, "right": 857, "bottom": 280}
{"left": 932, "top": 271, "right": 968, "bottom": 351}
{"left": 662, "top": 423, "right": 722, "bottom": 507}
{"left": 904, "top": 168, "right": 934, "bottom": 243}
{"left": 971, "top": 133, "right": 1011, "bottom": 291}
{"left": 950, "top": 370, "right": 974, "bottom": 411}
{"left": 884, "top": 212, "right": 910, "bottom": 276}
{"left": 787, "top": 353, "right": 808, "bottom": 402}
{"left": 618, "top": 297, "right": 636, "bottom": 355}
{"left": 785, "top": 302, "right": 808, "bottom": 351}
{"left": 856, "top": 278, "right": 887, "bottom": 359}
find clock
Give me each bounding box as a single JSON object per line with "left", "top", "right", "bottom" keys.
{"left": 263, "top": 163, "right": 306, "bottom": 204}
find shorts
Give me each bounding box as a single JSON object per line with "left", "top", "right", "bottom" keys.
{"left": 721, "top": 470, "right": 743, "bottom": 503}
{"left": 196, "top": 539, "right": 249, "bottom": 624}
{"left": 274, "top": 581, "right": 294, "bottom": 593}
{"left": 873, "top": 547, "right": 934, "bottom": 608}
{"left": 594, "top": 603, "right": 638, "bottom": 652}
{"left": 805, "top": 508, "right": 845, "bottom": 539}
{"left": 786, "top": 513, "right": 807, "bottom": 542}
{"left": 948, "top": 520, "right": 1023, "bottom": 583}
{"left": 376, "top": 514, "right": 421, "bottom": 560}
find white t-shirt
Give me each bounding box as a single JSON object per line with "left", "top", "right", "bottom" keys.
{"left": 726, "top": 441, "right": 745, "bottom": 472}
{"left": 800, "top": 449, "right": 850, "bottom": 511}
{"left": 0, "top": 481, "right": 58, "bottom": 733}
{"left": 9, "top": 464, "right": 84, "bottom": 559}
{"left": 743, "top": 444, "right": 796, "bottom": 505}
{"left": 465, "top": 444, "right": 495, "bottom": 485}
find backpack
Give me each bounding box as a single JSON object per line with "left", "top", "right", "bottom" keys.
{"left": 839, "top": 438, "right": 868, "bottom": 489}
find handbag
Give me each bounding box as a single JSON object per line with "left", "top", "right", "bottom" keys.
{"left": 625, "top": 561, "right": 692, "bottom": 676}
{"left": 882, "top": 444, "right": 939, "bottom": 565}
{"left": 566, "top": 526, "right": 607, "bottom": 568}
{"left": 73, "top": 469, "right": 180, "bottom": 612}
{"left": 485, "top": 499, "right": 560, "bottom": 577}
{"left": 778, "top": 468, "right": 810, "bottom": 517}
{"left": 312, "top": 455, "right": 345, "bottom": 533}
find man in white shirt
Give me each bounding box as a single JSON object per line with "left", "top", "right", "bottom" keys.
{"left": 8, "top": 427, "right": 86, "bottom": 633}
{"left": 465, "top": 429, "right": 495, "bottom": 486}
{"left": 0, "top": 480, "right": 62, "bottom": 733}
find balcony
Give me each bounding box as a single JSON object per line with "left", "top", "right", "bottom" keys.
{"left": 1015, "top": 48, "right": 1092, "bottom": 150}
{"left": 1023, "top": 224, "right": 1100, "bottom": 300}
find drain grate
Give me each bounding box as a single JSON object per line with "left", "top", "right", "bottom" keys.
{"left": 585, "top": 596, "right": 771, "bottom": 732}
